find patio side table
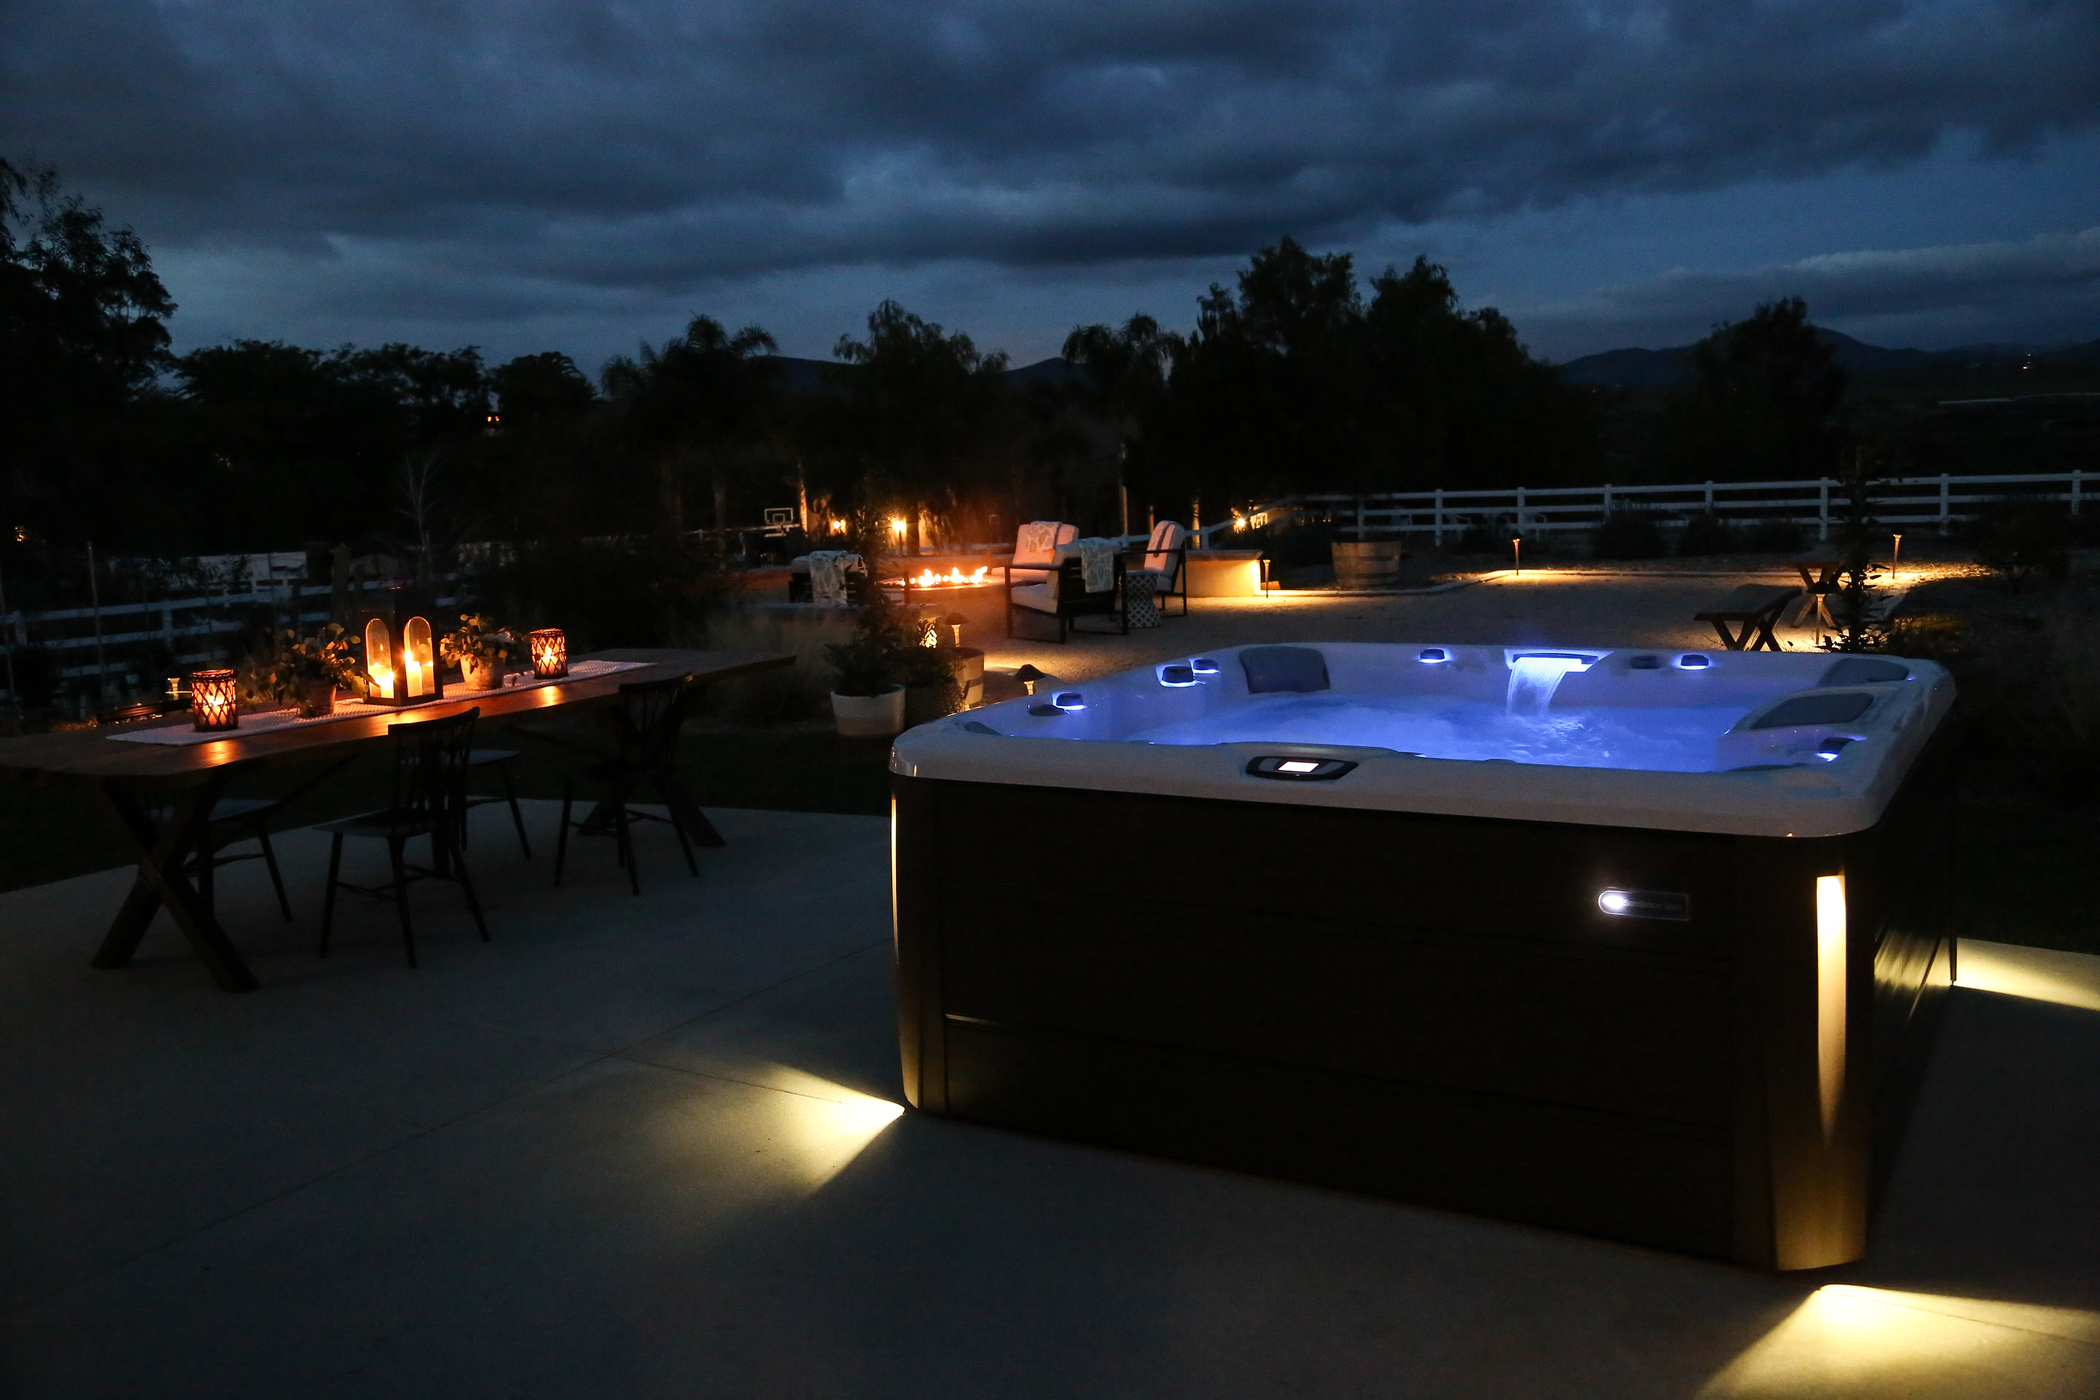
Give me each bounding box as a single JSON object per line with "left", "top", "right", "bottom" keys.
{"left": 1126, "top": 571, "right": 1161, "bottom": 628}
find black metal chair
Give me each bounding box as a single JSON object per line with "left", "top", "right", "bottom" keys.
{"left": 318, "top": 708, "right": 488, "bottom": 968}
{"left": 149, "top": 797, "right": 295, "bottom": 924}
{"left": 553, "top": 675, "right": 721, "bottom": 896}
{"left": 459, "top": 747, "right": 532, "bottom": 858}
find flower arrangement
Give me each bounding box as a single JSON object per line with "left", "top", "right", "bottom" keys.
{"left": 439, "top": 613, "right": 520, "bottom": 689}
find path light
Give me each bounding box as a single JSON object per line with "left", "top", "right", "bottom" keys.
{"left": 190, "top": 668, "right": 238, "bottom": 732}
{"left": 889, "top": 517, "right": 909, "bottom": 545}
{"left": 1512, "top": 536, "right": 1522, "bottom": 576}
{"left": 1014, "top": 664, "right": 1044, "bottom": 696}
{"left": 943, "top": 612, "right": 967, "bottom": 648}
{"left": 529, "top": 628, "right": 568, "bottom": 680}
{"left": 1892, "top": 533, "right": 1903, "bottom": 582}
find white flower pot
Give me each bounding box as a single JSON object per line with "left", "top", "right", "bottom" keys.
{"left": 831, "top": 686, "right": 906, "bottom": 738}
{"left": 459, "top": 657, "right": 502, "bottom": 691}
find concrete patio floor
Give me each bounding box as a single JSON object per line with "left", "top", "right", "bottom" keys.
{"left": 2, "top": 800, "right": 2097, "bottom": 1398}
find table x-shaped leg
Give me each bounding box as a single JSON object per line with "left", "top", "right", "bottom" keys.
{"left": 92, "top": 779, "right": 259, "bottom": 992}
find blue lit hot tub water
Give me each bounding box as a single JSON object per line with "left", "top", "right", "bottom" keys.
{"left": 1127, "top": 654, "right": 1746, "bottom": 773}
{"left": 899, "top": 642, "right": 1958, "bottom": 837}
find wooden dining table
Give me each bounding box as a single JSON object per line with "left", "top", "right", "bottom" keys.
{"left": 0, "top": 648, "right": 792, "bottom": 992}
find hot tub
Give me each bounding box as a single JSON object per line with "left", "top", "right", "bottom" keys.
{"left": 889, "top": 642, "right": 1960, "bottom": 1268}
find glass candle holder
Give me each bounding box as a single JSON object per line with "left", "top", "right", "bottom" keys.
{"left": 190, "top": 668, "right": 238, "bottom": 732}
{"left": 529, "top": 628, "right": 568, "bottom": 679}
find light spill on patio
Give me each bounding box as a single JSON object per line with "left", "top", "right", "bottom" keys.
{"left": 650, "top": 1064, "right": 904, "bottom": 1196}
{"left": 1701, "top": 1285, "right": 2100, "bottom": 1398}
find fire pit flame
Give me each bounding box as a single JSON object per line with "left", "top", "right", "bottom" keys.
{"left": 913, "top": 566, "right": 991, "bottom": 588}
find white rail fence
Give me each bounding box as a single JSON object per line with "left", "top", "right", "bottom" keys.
{"left": 1193, "top": 469, "right": 2096, "bottom": 547}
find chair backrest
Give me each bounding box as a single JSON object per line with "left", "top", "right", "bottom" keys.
{"left": 387, "top": 708, "right": 479, "bottom": 820}
{"left": 1013, "top": 521, "right": 1078, "bottom": 567}
{"left": 615, "top": 675, "right": 700, "bottom": 770}
{"left": 1145, "top": 520, "right": 1188, "bottom": 578}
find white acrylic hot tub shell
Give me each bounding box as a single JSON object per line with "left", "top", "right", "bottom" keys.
{"left": 889, "top": 642, "right": 1956, "bottom": 838}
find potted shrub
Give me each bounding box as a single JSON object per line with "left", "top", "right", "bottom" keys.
{"left": 253, "top": 624, "right": 359, "bottom": 718}
{"left": 440, "top": 614, "right": 520, "bottom": 690}
{"left": 824, "top": 620, "right": 906, "bottom": 738}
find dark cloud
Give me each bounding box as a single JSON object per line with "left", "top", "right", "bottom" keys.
{"left": 4, "top": 0, "right": 2096, "bottom": 352}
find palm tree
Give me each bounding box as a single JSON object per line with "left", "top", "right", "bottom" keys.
{"left": 601, "top": 316, "right": 779, "bottom": 538}
{"left": 829, "top": 301, "right": 1012, "bottom": 557}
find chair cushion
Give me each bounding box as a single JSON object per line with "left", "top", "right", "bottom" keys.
{"left": 1010, "top": 582, "right": 1060, "bottom": 614}
{"left": 1012, "top": 521, "right": 1078, "bottom": 567}
{"left": 1005, "top": 566, "right": 1054, "bottom": 585}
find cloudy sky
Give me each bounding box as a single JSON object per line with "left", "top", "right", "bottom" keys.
{"left": 5, "top": 0, "right": 2097, "bottom": 370}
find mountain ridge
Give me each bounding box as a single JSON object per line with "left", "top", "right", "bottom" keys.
{"left": 1555, "top": 330, "right": 2100, "bottom": 387}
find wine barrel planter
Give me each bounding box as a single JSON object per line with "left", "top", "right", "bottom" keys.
{"left": 1332, "top": 541, "right": 1406, "bottom": 590}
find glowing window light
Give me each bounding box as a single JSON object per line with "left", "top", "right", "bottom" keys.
{"left": 1817, "top": 873, "right": 1847, "bottom": 1142}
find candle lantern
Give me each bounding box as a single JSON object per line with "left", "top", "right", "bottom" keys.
{"left": 360, "top": 613, "right": 442, "bottom": 707}
{"left": 190, "top": 668, "right": 239, "bottom": 732}
{"left": 529, "top": 628, "right": 568, "bottom": 680}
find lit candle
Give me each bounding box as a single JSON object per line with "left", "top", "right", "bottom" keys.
{"left": 404, "top": 655, "right": 424, "bottom": 698}
{"left": 370, "top": 665, "right": 394, "bottom": 700}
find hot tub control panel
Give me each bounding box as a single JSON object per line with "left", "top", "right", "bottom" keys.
{"left": 1246, "top": 755, "right": 1358, "bottom": 781}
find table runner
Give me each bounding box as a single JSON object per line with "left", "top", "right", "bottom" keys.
{"left": 110, "top": 658, "right": 651, "bottom": 746}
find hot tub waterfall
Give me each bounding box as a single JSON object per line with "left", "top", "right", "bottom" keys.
{"left": 1505, "top": 654, "right": 1590, "bottom": 717}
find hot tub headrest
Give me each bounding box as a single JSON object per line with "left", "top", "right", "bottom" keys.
{"left": 1818, "top": 656, "right": 1909, "bottom": 686}
{"left": 1750, "top": 692, "right": 1875, "bottom": 729}
{"left": 1241, "top": 646, "right": 1330, "bottom": 694}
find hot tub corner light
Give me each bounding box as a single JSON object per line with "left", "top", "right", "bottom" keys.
{"left": 1417, "top": 647, "right": 1450, "bottom": 663}
{"left": 1189, "top": 658, "right": 1221, "bottom": 675}
{"left": 1676, "top": 654, "right": 1712, "bottom": 670}
{"left": 1052, "top": 691, "right": 1086, "bottom": 711}
{"left": 1158, "top": 664, "right": 1198, "bottom": 687}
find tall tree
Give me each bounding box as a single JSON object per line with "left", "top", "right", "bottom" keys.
{"left": 1061, "top": 314, "right": 1176, "bottom": 522}
{"left": 1655, "top": 297, "right": 1848, "bottom": 481}
{"left": 0, "top": 157, "right": 176, "bottom": 542}
{"left": 601, "top": 316, "right": 779, "bottom": 538}
{"left": 828, "top": 301, "right": 1012, "bottom": 555}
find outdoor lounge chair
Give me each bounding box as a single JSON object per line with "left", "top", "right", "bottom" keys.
{"left": 1129, "top": 519, "right": 1190, "bottom": 617}
{"left": 1006, "top": 539, "right": 1127, "bottom": 641}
